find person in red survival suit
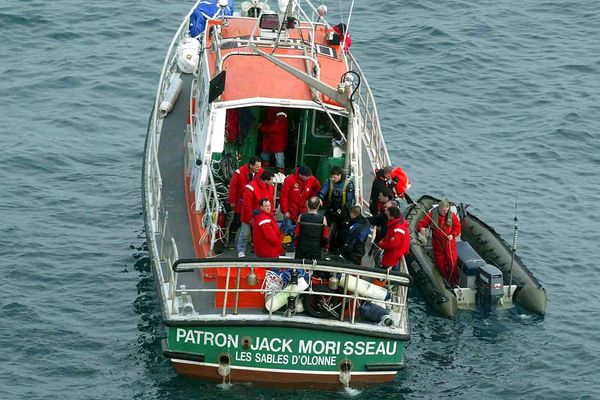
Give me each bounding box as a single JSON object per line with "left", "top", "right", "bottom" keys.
{"left": 332, "top": 23, "right": 352, "bottom": 52}
{"left": 236, "top": 170, "right": 275, "bottom": 257}
{"left": 378, "top": 206, "right": 410, "bottom": 271}
{"left": 279, "top": 165, "right": 321, "bottom": 233}
{"left": 252, "top": 198, "right": 283, "bottom": 258}
{"left": 259, "top": 108, "right": 288, "bottom": 173}
{"left": 417, "top": 199, "right": 462, "bottom": 286}
{"left": 228, "top": 156, "right": 263, "bottom": 239}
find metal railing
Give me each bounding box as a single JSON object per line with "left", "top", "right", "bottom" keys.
{"left": 146, "top": 7, "right": 195, "bottom": 234}
{"left": 347, "top": 53, "right": 391, "bottom": 170}
{"left": 144, "top": 4, "right": 201, "bottom": 316}
{"left": 169, "top": 257, "right": 411, "bottom": 330}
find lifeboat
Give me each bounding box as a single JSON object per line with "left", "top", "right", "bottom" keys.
{"left": 405, "top": 195, "right": 547, "bottom": 318}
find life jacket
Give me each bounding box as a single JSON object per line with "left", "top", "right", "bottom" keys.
{"left": 327, "top": 177, "right": 351, "bottom": 210}
{"left": 391, "top": 166, "right": 411, "bottom": 196}
{"left": 431, "top": 206, "right": 453, "bottom": 227}
{"left": 295, "top": 213, "right": 325, "bottom": 259}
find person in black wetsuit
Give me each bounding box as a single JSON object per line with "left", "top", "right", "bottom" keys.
{"left": 369, "top": 166, "right": 394, "bottom": 215}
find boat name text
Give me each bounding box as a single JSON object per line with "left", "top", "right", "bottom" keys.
{"left": 175, "top": 328, "right": 397, "bottom": 358}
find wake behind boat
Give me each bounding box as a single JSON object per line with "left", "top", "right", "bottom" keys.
{"left": 142, "top": 0, "right": 411, "bottom": 388}
{"left": 405, "top": 195, "right": 547, "bottom": 318}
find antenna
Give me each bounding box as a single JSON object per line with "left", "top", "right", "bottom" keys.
{"left": 508, "top": 194, "right": 518, "bottom": 297}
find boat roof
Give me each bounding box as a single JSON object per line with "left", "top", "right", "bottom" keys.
{"left": 203, "top": 17, "right": 348, "bottom": 105}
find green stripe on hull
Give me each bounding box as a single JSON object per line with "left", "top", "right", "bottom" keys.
{"left": 168, "top": 326, "right": 406, "bottom": 371}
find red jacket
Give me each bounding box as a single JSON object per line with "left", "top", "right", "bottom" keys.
{"left": 260, "top": 109, "right": 288, "bottom": 153}
{"left": 379, "top": 218, "right": 409, "bottom": 267}
{"left": 332, "top": 25, "right": 352, "bottom": 52}
{"left": 228, "top": 164, "right": 264, "bottom": 214}
{"left": 280, "top": 169, "right": 321, "bottom": 221}
{"left": 417, "top": 209, "right": 461, "bottom": 257}
{"left": 241, "top": 179, "right": 275, "bottom": 224}
{"left": 252, "top": 210, "right": 282, "bottom": 258}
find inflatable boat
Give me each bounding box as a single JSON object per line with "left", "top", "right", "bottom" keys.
{"left": 405, "top": 195, "right": 547, "bottom": 318}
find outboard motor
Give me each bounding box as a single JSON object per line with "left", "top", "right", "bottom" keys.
{"left": 456, "top": 241, "right": 485, "bottom": 288}
{"left": 475, "top": 264, "right": 504, "bottom": 310}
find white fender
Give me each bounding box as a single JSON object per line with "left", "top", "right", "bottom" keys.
{"left": 339, "top": 274, "right": 390, "bottom": 301}
{"left": 158, "top": 76, "right": 183, "bottom": 118}
{"left": 264, "top": 277, "right": 309, "bottom": 312}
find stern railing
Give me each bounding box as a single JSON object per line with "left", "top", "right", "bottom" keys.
{"left": 168, "top": 257, "right": 412, "bottom": 332}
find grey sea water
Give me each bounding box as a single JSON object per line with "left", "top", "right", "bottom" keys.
{"left": 1, "top": 0, "right": 599, "bottom": 399}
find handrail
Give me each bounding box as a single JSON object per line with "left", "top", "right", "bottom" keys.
{"left": 346, "top": 52, "right": 391, "bottom": 169}
{"left": 166, "top": 259, "right": 410, "bottom": 329}
{"left": 172, "top": 257, "right": 413, "bottom": 287}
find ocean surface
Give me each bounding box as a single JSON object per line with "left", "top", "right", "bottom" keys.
{"left": 1, "top": 0, "right": 599, "bottom": 399}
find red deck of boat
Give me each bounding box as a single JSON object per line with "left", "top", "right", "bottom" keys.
{"left": 204, "top": 18, "right": 348, "bottom": 103}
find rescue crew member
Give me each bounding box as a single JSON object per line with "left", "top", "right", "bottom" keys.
{"left": 252, "top": 198, "right": 283, "bottom": 258}
{"left": 228, "top": 156, "right": 263, "bottom": 241}
{"left": 417, "top": 199, "right": 462, "bottom": 286}
{"left": 259, "top": 108, "right": 288, "bottom": 174}
{"left": 368, "top": 200, "right": 399, "bottom": 268}
{"left": 378, "top": 206, "right": 410, "bottom": 271}
{"left": 294, "top": 196, "right": 329, "bottom": 260}
{"left": 237, "top": 170, "right": 275, "bottom": 257}
{"left": 332, "top": 23, "right": 352, "bottom": 52}
{"left": 375, "top": 189, "right": 393, "bottom": 214}
{"left": 279, "top": 165, "right": 321, "bottom": 234}
{"left": 318, "top": 166, "right": 354, "bottom": 252}
{"left": 342, "top": 205, "right": 371, "bottom": 265}
{"left": 369, "top": 166, "right": 394, "bottom": 215}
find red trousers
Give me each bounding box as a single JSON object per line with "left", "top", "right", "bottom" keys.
{"left": 433, "top": 241, "right": 458, "bottom": 286}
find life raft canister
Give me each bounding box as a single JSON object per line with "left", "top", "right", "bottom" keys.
{"left": 391, "top": 166, "right": 411, "bottom": 197}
